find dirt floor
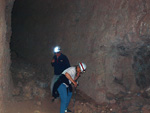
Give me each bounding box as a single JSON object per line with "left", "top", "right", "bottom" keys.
{"left": 4, "top": 88, "right": 96, "bottom": 113}
{"left": 5, "top": 94, "right": 60, "bottom": 113}
{"left": 4, "top": 56, "right": 98, "bottom": 113}
{"left": 5, "top": 57, "right": 150, "bottom": 113}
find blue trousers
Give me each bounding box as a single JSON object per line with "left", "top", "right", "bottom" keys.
{"left": 57, "top": 84, "right": 72, "bottom": 113}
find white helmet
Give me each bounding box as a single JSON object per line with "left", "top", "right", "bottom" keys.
{"left": 54, "top": 46, "right": 61, "bottom": 53}
{"left": 79, "top": 62, "right": 86, "bottom": 72}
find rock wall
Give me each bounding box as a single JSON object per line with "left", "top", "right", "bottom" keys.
{"left": 11, "top": 0, "right": 150, "bottom": 103}
{"left": 0, "top": 0, "right": 14, "bottom": 112}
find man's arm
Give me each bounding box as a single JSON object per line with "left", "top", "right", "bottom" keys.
{"left": 74, "top": 72, "right": 80, "bottom": 81}
{"left": 65, "top": 72, "right": 77, "bottom": 87}
{"left": 51, "top": 57, "right": 55, "bottom": 66}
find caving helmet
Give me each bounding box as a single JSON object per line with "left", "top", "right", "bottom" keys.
{"left": 79, "top": 62, "right": 87, "bottom": 72}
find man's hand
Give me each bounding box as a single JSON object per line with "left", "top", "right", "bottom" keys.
{"left": 51, "top": 59, "right": 55, "bottom": 63}
{"left": 73, "top": 82, "right": 77, "bottom": 87}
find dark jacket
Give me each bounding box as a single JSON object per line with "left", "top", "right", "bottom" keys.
{"left": 51, "top": 53, "right": 70, "bottom": 75}
{"left": 52, "top": 74, "right": 72, "bottom": 98}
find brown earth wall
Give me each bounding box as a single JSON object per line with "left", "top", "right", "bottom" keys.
{"left": 11, "top": 0, "right": 150, "bottom": 103}
{"left": 0, "top": 0, "right": 14, "bottom": 112}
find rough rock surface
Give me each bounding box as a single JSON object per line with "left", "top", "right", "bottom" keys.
{"left": 11, "top": 0, "right": 150, "bottom": 104}
{"left": 0, "top": 0, "right": 14, "bottom": 112}
{"left": 7, "top": 58, "right": 150, "bottom": 113}
{"left": 11, "top": 58, "right": 49, "bottom": 100}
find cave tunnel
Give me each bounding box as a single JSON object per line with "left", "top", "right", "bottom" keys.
{"left": 1, "top": 0, "right": 150, "bottom": 112}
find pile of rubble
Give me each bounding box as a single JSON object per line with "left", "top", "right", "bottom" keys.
{"left": 71, "top": 90, "right": 150, "bottom": 113}
{"left": 11, "top": 58, "right": 49, "bottom": 100}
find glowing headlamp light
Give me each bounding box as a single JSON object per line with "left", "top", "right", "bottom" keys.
{"left": 54, "top": 46, "right": 60, "bottom": 53}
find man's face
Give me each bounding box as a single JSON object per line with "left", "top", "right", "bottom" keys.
{"left": 77, "top": 66, "right": 81, "bottom": 73}
{"left": 55, "top": 52, "right": 61, "bottom": 57}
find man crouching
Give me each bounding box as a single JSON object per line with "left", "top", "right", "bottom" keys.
{"left": 52, "top": 62, "right": 87, "bottom": 113}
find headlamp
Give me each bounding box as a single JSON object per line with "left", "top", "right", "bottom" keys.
{"left": 54, "top": 46, "right": 60, "bottom": 53}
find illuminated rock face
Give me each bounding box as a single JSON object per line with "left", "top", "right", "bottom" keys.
{"left": 9, "top": 0, "right": 150, "bottom": 103}
{"left": 0, "top": 0, "right": 14, "bottom": 112}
